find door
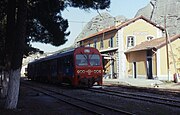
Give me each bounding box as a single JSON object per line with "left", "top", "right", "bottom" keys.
{"left": 146, "top": 50, "right": 153, "bottom": 79}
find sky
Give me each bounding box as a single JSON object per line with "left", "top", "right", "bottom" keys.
{"left": 32, "top": 0, "right": 150, "bottom": 53}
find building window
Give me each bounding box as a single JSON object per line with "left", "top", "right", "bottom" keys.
{"left": 147, "top": 36, "right": 154, "bottom": 41}
{"left": 94, "top": 38, "right": 97, "bottom": 48}
{"left": 127, "top": 36, "right": 135, "bottom": 47}
{"left": 109, "top": 37, "right": 113, "bottom": 48}
{"left": 100, "top": 38, "right": 104, "bottom": 49}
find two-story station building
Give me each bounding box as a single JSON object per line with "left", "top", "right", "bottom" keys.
{"left": 76, "top": 16, "right": 180, "bottom": 81}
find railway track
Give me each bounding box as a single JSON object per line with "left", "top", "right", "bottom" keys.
{"left": 21, "top": 81, "right": 134, "bottom": 115}
{"left": 88, "top": 87, "right": 180, "bottom": 108}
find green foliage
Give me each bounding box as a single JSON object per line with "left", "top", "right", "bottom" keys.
{"left": 26, "top": 0, "right": 110, "bottom": 47}
{"left": 26, "top": 0, "right": 69, "bottom": 46}
{"left": 0, "top": 0, "right": 7, "bottom": 67}
{"left": 0, "top": 0, "right": 110, "bottom": 53}
{"left": 0, "top": 0, "right": 7, "bottom": 21}
{"left": 66, "top": 0, "right": 110, "bottom": 10}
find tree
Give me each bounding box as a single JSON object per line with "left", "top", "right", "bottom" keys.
{"left": 1, "top": 0, "right": 110, "bottom": 109}
{"left": 0, "top": 0, "right": 7, "bottom": 99}
{"left": 4, "top": 0, "right": 27, "bottom": 109}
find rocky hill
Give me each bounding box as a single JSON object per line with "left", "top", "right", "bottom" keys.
{"left": 74, "top": 1, "right": 180, "bottom": 46}
{"left": 135, "top": 0, "right": 180, "bottom": 35}
{"left": 74, "top": 12, "right": 127, "bottom": 45}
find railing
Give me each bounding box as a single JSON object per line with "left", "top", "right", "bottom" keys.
{"left": 103, "top": 73, "right": 118, "bottom": 79}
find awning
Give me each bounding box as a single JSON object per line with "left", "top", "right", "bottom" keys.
{"left": 101, "top": 54, "right": 113, "bottom": 60}
{"left": 100, "top": 47, "right": 118, "bottom": 53}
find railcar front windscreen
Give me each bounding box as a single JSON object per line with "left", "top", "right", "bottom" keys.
{"left": 76, "top": 54, "right": 101, "bottom": 66}
{"left": 89, "top": 54, "right": 100, "bottom": 66}
{"left": 76, "top": 54, "right": 88, "bottom": 66}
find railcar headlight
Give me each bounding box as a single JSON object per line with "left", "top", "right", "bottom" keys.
{"left": 77, "top": 70, "right": 80, "bottom": 73}
{"left": 94, "top": 70, "right": 97, "bottom": 73}
{"left": 77, "top": 70, "right": 85, "bottom": 73}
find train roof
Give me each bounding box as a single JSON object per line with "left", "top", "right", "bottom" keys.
{"left": 28, "top": 48, "right": 75, "bottom": 65}
{"left": 45, "top": 48, "right": 75, "bottom": 60}
{"left": 28, "top": 47, "right": 100, "bottom": 65}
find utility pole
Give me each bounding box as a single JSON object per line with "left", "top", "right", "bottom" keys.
{"left": 164, "top": 15, "right": 170, "bottom": 81}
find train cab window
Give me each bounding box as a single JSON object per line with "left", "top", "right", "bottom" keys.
{"left": 89, "top": 54, "right": 100, "bottom": 66}
{"left": 76, "top": 54, "right": 88, "bottom": 66}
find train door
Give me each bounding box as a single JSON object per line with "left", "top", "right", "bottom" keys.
{"left": 146, "top": 50, "right": 153, "bottom": 79}
{"left": 64, "top": 56, "right": 74, "bottom": 76}
{"left": 61, "top": 55, "right": 74, "bottom": 84}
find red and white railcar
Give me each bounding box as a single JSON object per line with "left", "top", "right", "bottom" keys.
{"left": 27, "top": 47, "right": 103, "bottom": 87}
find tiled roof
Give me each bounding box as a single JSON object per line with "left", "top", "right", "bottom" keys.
{"left": 116, "top": 15, "right": 164, "bottom": 30}
{"left": 125, "top": 34, "right": 180, "bottom": 53}
{"left": 78, "top": 15, "right": 164, "bottom": 42}
{"left": 78, "top": 26, "right": 116, "bottom": 42}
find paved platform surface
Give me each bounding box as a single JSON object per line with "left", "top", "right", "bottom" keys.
{"left": 103, "top": 78, "right": 180, "bottom": 90}
{"left": 103, "top": 78, "right": 163, "bottom": 86}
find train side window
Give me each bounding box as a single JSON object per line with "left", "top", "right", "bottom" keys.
{"left": 69, "top": 56, "right": 73, "bottom": 66}
{"left": 61, "top": 58, "right": 66, "bottom": 69}
{"left": 58, "top": 58, "right": 63, "bottom": 74}
{"left": 65, "top": 56, "right": 72, "bottom": 67}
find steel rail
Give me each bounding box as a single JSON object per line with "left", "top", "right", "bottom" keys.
{"left": 88, "top": 88, "right": 180, "bottom": 108}
{"left": 21, "top": 81, "right": 134, "bottom": 115}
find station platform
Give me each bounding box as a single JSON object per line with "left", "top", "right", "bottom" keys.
{"left": 102, "top": 78, "right": 180, "bottom": 94}
{"left": 103, "top": 78, "right": 163, "bottom": 87}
